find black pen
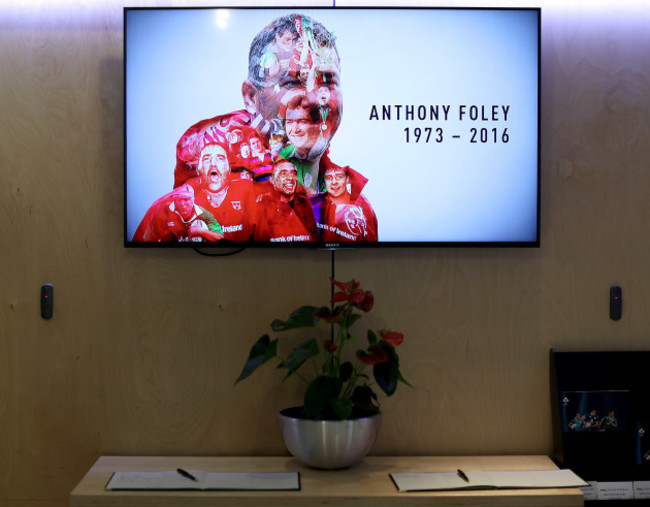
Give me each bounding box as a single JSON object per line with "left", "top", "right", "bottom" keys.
{"left": 177, "top": 468, "right": 198, "bottom": 482}
{"left": 457, "top": 469, "right": 469, "bottom": 483}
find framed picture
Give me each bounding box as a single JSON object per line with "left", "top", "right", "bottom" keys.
{"left": 551, "top": 350, "right": 650, "bottom": 482}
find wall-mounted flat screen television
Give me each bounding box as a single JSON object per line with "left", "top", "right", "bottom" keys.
{"left": 124, "top": 7, "right": 540, "bottom": 248}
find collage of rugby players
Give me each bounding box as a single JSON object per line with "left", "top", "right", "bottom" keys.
{"left": 133, "top": 13, "right": 377, "bottom": 244}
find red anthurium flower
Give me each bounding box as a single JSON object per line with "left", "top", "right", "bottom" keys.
{"left": 330, "top": 278, "right": 350, "bottom": 291}
{"left": 331, "top": 292, "right": 349, "bottom": 303}
{"left": 330, "top": 278, "right": 375, "bottom": 312}
{"left": 348, "top": 288, "right": 367, "bottom": 304}
{"left": 380, "top": 329, "right": 404, "bottom": 347}
{"left": 356, "top": 291, "right": 374, "bottom": 312}
{"left": 324, "top": 339, "right": 338, "bottom": 352}
{"left": 356, "top": 344, "right": 389, "bottom": 365}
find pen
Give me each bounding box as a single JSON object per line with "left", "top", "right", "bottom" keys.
{"left": 457, "top": 469, "right": 469, "bottom": 483}
{"left": 177, "top": 468, "right": 198, "bottom": 482}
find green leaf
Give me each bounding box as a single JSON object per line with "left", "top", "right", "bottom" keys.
{"left": 271, "top": 306, "right": 319, "bottom": 332}
{"left": 336, "top": 311, "right": 362, "bottom": 331}
{"left": 374, "top": 362, "right": 398, "bottom": 396}
{"left": 373, "top": 342, "right": 399, "bottom": 396}
{"left": 304, "top": 376, "right": 342, "bottom": 418}
{"left": 350, "top": 385, "right": 379, "bottom": 412}
{"left": 235, "top": 335, "right": 278, "bottom": 384}
{"left": 330, "top": 398, "right": 353, "bottom": 419}
{"left": 339, "top": 361, "right": 353, "bottom": 382}
{"left": 277, "top": 338, "right": 319, "bottom": 379}
{"left": 346, "top": 313, "right": 363, "bottom": 329}
{"left": 398, "top": 372, "right": 414, "bottom": 388}
{"left": 367, "top": 329, "right": 378, "bottom": 345}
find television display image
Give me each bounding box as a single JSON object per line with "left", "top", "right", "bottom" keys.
{"left": 124, "top": 7, "right": 540, "bottom": 248}
{"left": 561, "top": 390, "right": 628, "bottom": 433}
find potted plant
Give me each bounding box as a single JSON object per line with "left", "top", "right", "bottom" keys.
{"left": 235, "top": 278, "right": 409, "bottom": 469}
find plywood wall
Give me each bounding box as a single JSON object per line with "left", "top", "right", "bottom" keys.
{"left": 1, "top": 1, "right": 650, "bottom": 505}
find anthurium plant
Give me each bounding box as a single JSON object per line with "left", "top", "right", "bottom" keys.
{"left": 235, "top": 278, "right": 409, "bottom": 420}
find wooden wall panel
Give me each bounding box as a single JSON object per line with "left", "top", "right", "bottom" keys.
{"left": 1, "top": 1, "right": 650, "bottom": 505}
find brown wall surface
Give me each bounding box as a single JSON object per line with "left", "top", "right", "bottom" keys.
{"left": 1, "top": 1, "right": 650, "bottom": 505}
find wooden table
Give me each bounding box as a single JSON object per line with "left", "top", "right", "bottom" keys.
{"left": 69, "top": 455, "right": 584, "bottom": 507}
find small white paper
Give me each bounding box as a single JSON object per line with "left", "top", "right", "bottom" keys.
{"left": 597, "top": 481, "right": 634, "bottom": 500}
{"left": 634, "top": 481, "right": 650, "bottom": 499}
{"left": 580, "top": 481, "right": 598, "bottom": 501}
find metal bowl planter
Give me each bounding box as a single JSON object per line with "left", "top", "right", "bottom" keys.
{"left": 277, "top": 407, "right": 382, "bottom": 470}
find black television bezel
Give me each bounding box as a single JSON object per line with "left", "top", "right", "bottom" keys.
{"left": 123, "top": 6, "right": 541, "bottom": 250}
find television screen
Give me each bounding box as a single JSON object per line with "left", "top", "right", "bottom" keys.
{"left": 124, "top": 7, "right": 540, "bottom": 248}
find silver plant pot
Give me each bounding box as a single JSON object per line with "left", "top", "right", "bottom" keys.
{"left": 276, "top": 407, "right": 382, "bottom": 470}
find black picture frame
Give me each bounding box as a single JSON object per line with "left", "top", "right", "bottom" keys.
{"left": 550, "top": 350, "right": 650, "bottom": 482}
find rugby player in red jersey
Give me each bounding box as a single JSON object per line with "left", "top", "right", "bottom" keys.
{"left": 248, "top": 159, "right": 318, "bottom": 243}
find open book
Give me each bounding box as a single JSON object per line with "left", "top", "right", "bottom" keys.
{"left": 390, "top": 469, "right": 588, "bottom": 492}
{"left": 105, "top": 470, "right": 300, "bottom": 491}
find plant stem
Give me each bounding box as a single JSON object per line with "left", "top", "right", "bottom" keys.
{"left": 334, "top": 302, "right": 352, "bottom": 372}
{"left": 347, "top": 361, "right": 365, "bottom": 397}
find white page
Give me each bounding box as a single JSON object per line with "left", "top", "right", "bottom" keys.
{"left": 391, "top": 471, "right": 493, "bottom": 491}
{"left": 391, "top": 469, "right": 588, "bottom": 492}
{"left": 106, "top": 470, "right": 300, "bottom": 491}
{"left": 485, "top": 470, "right": 588, "bottom": 489}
